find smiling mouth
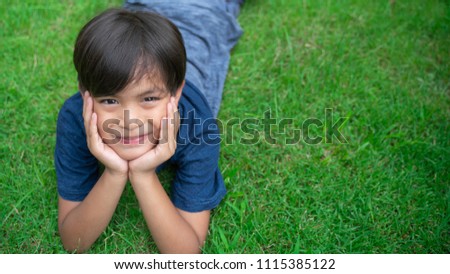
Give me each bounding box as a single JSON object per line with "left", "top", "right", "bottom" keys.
{"left": 121, "top": 134, "right": 148, "bottom": 145}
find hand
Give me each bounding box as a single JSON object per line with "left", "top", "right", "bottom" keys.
{"left": 82, "top": 92, "right": 128, "bottom": 176}
{"left": 128, "top": 97, "right": 179, "bottom": 178}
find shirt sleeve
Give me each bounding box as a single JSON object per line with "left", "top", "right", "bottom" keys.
{"left": 171, "top": 118, "right": 226, "bottom": 213}
{"left": 54, "top": 96, "right": 99, "bottom": 201}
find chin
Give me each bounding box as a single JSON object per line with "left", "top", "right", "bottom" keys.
{"left": 112, "top": 144, "right": 155, "bottom": 161}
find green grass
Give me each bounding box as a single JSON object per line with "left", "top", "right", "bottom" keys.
{"left": 1, "top": 0, "right": 449, "bottom": 253}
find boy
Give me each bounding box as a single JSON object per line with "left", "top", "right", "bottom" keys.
{"left": 55, "top": 0, "right": 243, "bottom": 253}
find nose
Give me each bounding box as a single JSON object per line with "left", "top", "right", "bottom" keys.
{"left": 122, "top": 109, "right": 144, "bottom": 130}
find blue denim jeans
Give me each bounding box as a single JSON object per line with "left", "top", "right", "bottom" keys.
{"left": 124, "top": 0, "right": 243, "bottom": 117}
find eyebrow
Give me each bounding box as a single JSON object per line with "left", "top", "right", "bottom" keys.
{"left": 137, "top": 88, "right": 165, "bottom": 97}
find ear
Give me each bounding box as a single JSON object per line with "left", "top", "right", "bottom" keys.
{"left": 78, "top": 82, "right": 86, "bottom": 97}
{"left": 173, "top": 80, "right": 185, "bottom": 105}
{"left": 79, "top": 90, "right": 89, "bottom": 99}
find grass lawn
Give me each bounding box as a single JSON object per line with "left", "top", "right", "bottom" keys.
{"left": 1, "top": 0, "right": 449, "bottom": 253}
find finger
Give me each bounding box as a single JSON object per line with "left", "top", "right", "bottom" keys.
{"left": 158, "top": 98, "right": 174, "bottom": 145}
{"left": 82, "top": 91, "right": 90, "bottom": 118}
{"left": 89, "top": 112, "right": 101, "bottom": 147}
{"left": 83, "top": 92, "right": 93, "bottom": 132}
{"left": 171, "top": 97, "right": 180, "bottom": 132}
{"left": 171, "top": 96, "right": 177, "bottom": 111}
{"left": 167, "top": 98, "right": 178, "bottom": 153}
{"left": 167, "top": 99, "right": 176, "bottom": 144}
{"left": 159, "top": 117, "right": 169, "bottom": 145}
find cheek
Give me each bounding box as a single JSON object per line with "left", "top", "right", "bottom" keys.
{"left": 146, "top": 106, "right": 167, "bottom": 136}
{"left": 96, "top": 113, "right": 120, "bottom": 138}
{"left": 149, "top": 118, "right": 162, "bottom": 139}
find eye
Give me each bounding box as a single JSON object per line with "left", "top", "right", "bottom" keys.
{"left": 143, "top": 97, "right": 159, "bottom": 102}
{"left": 100, "top": 98, "right": 118, "bottom": 105}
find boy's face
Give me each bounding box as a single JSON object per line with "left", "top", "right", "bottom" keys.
{"left": 89, "top": 77, "right": 183, "bottom": 161}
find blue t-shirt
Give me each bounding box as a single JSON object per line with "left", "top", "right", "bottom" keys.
{"left": 54, "top": 80, "right": 226, "bottom": 212}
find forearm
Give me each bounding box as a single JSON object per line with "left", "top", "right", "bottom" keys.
{"left": 130, "top": 172, "right": 202, "bottom": 253}
{"left": 59, "top": 170, "right": 127, "bottom": 253}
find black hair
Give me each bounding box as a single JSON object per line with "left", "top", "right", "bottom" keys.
{"left": 73, "top": 8, "right": 186, "bottom": 96}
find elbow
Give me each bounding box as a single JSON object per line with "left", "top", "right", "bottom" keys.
{"left": 59, "top": 229, "right": 91, "bottom": 254}
{"left": 58, "top": 223, "right": 93, "bottom": 253}
{"left": 159, "top": 239, "right": 204, "bottom": 254}
{"left": 160, "top": 247, "right": 202, "bottom": 254}
{"left": 187, "top": 235, "right": 205, "bottom": 254}
{"left": 62, "top": 243, "right": 89, "bottom": 254}
{"left": 61, "top": 238, "right": 91, "bottom": 254}
{"left": 180, "top": 236, "right": 205, "bottom": 254}
{"left": 185, "top": 244, "right": 203, "bottom": 254}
